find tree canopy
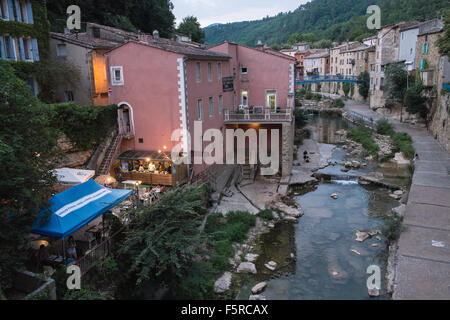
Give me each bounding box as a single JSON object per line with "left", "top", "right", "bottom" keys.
{"left": 0, "top": 61, "right": 58, "bottom": 291}
{"left": 204, "top": 0, "right": 449, "bottom": 47}
{"left": 46, "top": 0, "right": 175, "bottom": 37}
{"left": 177, "top": 16, "right": 205, "bottom": 43}
{"left": 437, "top": 8, "right": 450, "bottom": 56}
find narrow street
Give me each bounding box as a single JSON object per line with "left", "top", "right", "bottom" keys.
{"left": 345, "top": 100, "right": 450, "bottom": 300}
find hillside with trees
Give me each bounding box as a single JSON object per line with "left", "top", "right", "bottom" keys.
{"left": 46, "top": 0, "right": 176, "bottom": 37}
{"left": 204, "top": 0, "right": 449, "bottom": 47}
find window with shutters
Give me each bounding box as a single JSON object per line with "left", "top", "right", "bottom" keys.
{"left": 0, "top": 0, "right": 9, "bottom": 20}
{"left": 4, "top": 36, "right": 13, "bottom": 59}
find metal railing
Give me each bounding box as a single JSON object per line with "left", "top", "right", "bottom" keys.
{"left": 70, "top": 227, "right": 125, "bottom": 277}
{"left": 296, "top": 75, "right": 359, "bottom": 83}
{"left": 224, "top": 107, "right": 292, "bottom": 122}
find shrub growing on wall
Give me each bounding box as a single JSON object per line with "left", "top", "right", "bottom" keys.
{"left": 48, "top": 103, "right": 118, "bottom": 150}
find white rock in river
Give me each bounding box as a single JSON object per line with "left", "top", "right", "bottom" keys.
{"left": 237, "top": 262, "right": 257, "bottom": 274}
{"left": 351, "top": 249, "right": 361, "bottom": 256}
{"left": 394, "top": 190, "right": 404, "bottom": 196}
{"left": 214, "top": 272, "right": 232, "bottom": 293}
{"left": 331, "top": 193, "right": 338, "bottom": 200}
{"left": 245, "top": 253, "right": 259, "bottom": 263}
{"left": 355, "top": 230, "right": 370, "bottom": 242}
{"left": 249, "top": 295, "right": 267, "bottom": 300}
{"left": 251, "top": 282, "right": 267, "bottom": 294}
{"left": 264, "top": 261, "right": 277, "bottom": 271}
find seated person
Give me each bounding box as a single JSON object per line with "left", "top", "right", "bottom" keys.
{"left": 149, "top": 162, "right": 156, "bottom": 172}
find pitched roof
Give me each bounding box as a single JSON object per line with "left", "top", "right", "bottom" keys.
{"left": 304, "top": 49, "right": 330, "bottom": 59}
{"left": 418, "top": 18, "right": 444, "bottom": 36}
{"left": 51, "top": 32, "right": 119, "bottom": 49}
{"left": 110, "top": 39, "right": 230, "bottom": 61}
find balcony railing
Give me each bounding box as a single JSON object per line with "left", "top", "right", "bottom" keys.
{"left": 296, "top": 75, "right": 359, "bottom": 83}
{"left": 224, "top": 107, "right": 292, "bottom": 123}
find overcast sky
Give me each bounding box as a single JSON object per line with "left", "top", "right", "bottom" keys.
{"left": 172, "top": 0, "right": 311, "bottom": 28}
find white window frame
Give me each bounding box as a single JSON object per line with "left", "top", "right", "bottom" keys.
{"left": 217, "top": 62, "right": 222, "bottom": 80}
{"left": 111, "top": 66, "right": 124, "bottom": 86}
{"left": 240, "top": 66, "right": 248, "bottom": 75}
{"left": 241, "top": 90, "right": 248, "bottom": 106}
{"left": 197, "top": 99, "right": 203, "bottom": 121}
{"left": 196, "top": 62, "right": 201, "bottom": 83}
{"left": 56, "top": 43, "right": 67, "bottom": 57}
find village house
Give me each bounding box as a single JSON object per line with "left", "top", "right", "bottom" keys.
{"left": 50, "top": 23, "right": 152, "bottom": 106}
{"left": 208, "top": 41, "right": 296, "bottom": 177}
{"left": 105, "top": 34, "right": 232, "bottom": 184}
{"left": 398, "top": 22, "right": 421, "bottom": 72}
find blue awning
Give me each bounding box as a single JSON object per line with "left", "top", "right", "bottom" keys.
{"left": 32, "top": 179, "right": 132, "bottom": 239}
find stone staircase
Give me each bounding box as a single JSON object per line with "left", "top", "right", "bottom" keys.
{"left": 97, "top": 133, "right": 122, "bottom": 175}
{"left": 241, "top": 163, "right": 257, "bottom": 181}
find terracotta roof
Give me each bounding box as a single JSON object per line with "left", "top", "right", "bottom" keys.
{"left": 343, "top": 44, "right": 371, "bottom": 53}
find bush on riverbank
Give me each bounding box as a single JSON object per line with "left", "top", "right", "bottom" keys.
{"left": 376, "top": 119, "right": 415, "bottom": 159}
{"left": 382, "top": 212, "right": 405, "bottom": 245}
{"left": 257, "top": 209, "right": 274, "bottom": 221}
{"left": 348, "top": 127, "right": 379, "bottom": 157}
{"left": 332, "top": 98, "right": 345, "bottom": 108}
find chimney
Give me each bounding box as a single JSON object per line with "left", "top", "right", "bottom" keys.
{"left": 153, "top": 30, "right": 160, "bottom": 39}
{"left": 256, "top": 40, "right": 264, "bottom": 51}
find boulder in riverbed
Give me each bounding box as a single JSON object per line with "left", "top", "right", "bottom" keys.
{"left": 237, "top": 262, "right": 257, "bottom": 274}
{"left": 355, "top": 230, "right": 370, "bottom": 242}
{"left": 214, "top": 272, "right": 232, "bottom": 293}
{"left": 251, "top": 282, "right": 267, "bottom": 294}
{"left": 264, "top": 261, "right": 277, "bottom": 271}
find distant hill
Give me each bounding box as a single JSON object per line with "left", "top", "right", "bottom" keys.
{"left": 204, "top": 0, "right": 449, "bottom": 47}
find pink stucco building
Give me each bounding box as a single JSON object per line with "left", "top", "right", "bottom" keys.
{"left": 106, "top": 36, "right": 296, "bottom": 184}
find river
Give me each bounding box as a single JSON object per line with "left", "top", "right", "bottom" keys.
{"left": 237, "top": 115, "right": 408, "bottom": 300}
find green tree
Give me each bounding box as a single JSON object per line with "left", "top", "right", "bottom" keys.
{"left": 404, "top": 82, "right": 428, "bottom": 118}
{"left": 46, "top": 0, "right": 175, "bottom": 37}
{"left": 177, "top": 16, "right": 205, "bottom": 43}
{"left": 385, "top": 63, "right": 408, "bottom": 103}
{"left": 115, "top": 184, "right": 211, "bottom": 299}
{"left": 0, "top": 61, "right": 58, "bottom": 291}
{"left": 104, "top": 14, "right": 137, "bottom": 32}
{"left": 358, "top": 71, "right": 370, "bottom": 100}
{"left": 437, "top": 8, "right": 450, "bottom": 56}
{"left": 343, "top": 82, "right": 351, "bottom": 98}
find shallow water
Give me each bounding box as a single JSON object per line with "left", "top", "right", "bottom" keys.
{"left": 237, "top": 115, "right": 403, "bottom": 300}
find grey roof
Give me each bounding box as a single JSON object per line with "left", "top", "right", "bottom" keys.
{"left": 51, "top": 32, "right": 119, "bottom": 49}
{"left": 418, "top": 19, "right": 444, "bottom": 36}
